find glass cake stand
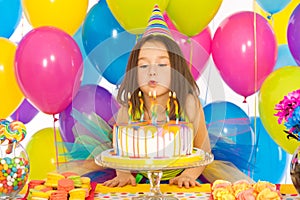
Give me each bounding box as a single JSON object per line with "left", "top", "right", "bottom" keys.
{"left": 95, "top": 148, "right": 214, "bottom": 200}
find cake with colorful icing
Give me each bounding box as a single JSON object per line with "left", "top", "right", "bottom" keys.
{"left": 112, "top": 120, "right": 194, "bottom": 158}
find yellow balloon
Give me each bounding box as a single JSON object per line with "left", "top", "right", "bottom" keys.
{"left": 166, "top": 0, "right": 223, "bottom": 37}
{"left": 107, "top": 0, "right": 169, "bottom": 35}
{"left": 26, "top": 128, "right": 68, "bottom": 180}
{"left": 22, "top": 0, "right": 88, "bottom": 35}
{"left": 259, "top": 66, "right": 300, "bottom": 154}
{"left": 0, "top": 38, "right": 24, "bottom": 118}
{"left": 255, "top": 0, "right": 300, "bottom": 45}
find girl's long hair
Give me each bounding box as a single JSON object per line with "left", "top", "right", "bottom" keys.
{"left": 117, "top": 34, "right": 199, "bottom": 121}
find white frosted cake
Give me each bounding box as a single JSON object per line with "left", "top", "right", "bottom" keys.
{"left": 112, "top": 120, "right": 194, "bottom": 158}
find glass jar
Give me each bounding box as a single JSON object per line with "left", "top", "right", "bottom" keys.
{"left": 0, "top": 143, "right": 30, "bottom": 199}
{"left": 290, "top": 145, "right": 300, "bottom": 194}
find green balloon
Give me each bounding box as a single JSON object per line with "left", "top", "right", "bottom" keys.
{"left": 259, "top": 66, "right": 300, "bottom": 154}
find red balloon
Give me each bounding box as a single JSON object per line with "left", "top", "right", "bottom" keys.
{"left": 164, "top": 13, "right": 211, "bottom": 80}
{"left": 212, "top": 11, "right": 277, "bottom": 99}
{"left": 15, "top": 26, "right": 83, "bottom": 114}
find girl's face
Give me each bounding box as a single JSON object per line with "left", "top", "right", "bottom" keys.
{"left": 137, "top": 40, "right": 171, "bottom": 97}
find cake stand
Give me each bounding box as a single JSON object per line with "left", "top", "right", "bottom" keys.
{"left": 95, "top": 148, "right": 214, "bottom": 200}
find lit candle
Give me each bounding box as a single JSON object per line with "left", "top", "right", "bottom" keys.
{"left": 166, "top": 91, "right": 172, "bottom": 122}
{"left": 128, "top": 92, "right": 133, "bottom": 123}
{"left": 138, "top": 91, "right": 144, "bottom": 121}
{"left": 149, "top": 91, "right": 157, "bottom": 124}
{"left": 173, "top": 92, "right": 179, "bottom": 124}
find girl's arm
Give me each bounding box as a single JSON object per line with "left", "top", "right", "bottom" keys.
{"left": 169, "top": 94, "right": 211, "bottom": 188}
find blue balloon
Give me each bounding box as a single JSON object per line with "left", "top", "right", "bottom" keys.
{"left": 274, "top": 44, "right": 298, "bottom": 70}
{"left": 82, "top": 0, "right": 136, "bottom": 85}
{"left": 250, "top": 117, "right": 288, "bottom": 183}
{"left": 256, "top": 0, "right": 291, "bottom": 15}
{"left": 73, "top": 27, "right": 101, "bottom": 86}
{"left": 204, "top": 101, "right": 254, "bottom": 172}
{"left": 0, "top": 0, "right": 22, "bottom": 38}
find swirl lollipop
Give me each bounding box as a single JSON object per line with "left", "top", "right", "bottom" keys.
{"left": 4, "top": 120, "right": 27, "bottom": 143}
{"left": 0, "top": 119, "right": 10, "bottom": 143}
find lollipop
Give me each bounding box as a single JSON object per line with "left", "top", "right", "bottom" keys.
{"left": 0, "top": 119, "right": 27, "bottom": 154}
{"left": 4, "top": 120, "right": 27, "bottom": 143}
{"left": 0, "top": 119, "right": 10, "bottom": 143}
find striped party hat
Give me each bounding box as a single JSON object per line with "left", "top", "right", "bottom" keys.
{"left": 142, "top": 4, "right": 174, "bottom": 41}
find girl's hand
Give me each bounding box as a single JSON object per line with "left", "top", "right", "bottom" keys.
{"left": 169, "top": 174, "right": 201, "bottom": 188}
{"left": 102, "top": 171, "right": 136, "bottom": 187}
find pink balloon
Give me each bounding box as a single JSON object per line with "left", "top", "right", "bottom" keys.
{"left": 15, "top": 26, "right": 83, "bottom": 114}
{"left": 212, "top": 11, "right": 277, "bottom": 99}
{"left": 164, "top": 13, "right": 211, "bottom": 80}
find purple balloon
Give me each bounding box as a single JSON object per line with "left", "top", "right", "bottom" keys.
{"left": 288, "top": 4, "right": 300, "bottom": 65}
{"left": 10, "top": 99, "right": 39, "bottom": 123}
{"left": 59, "top": 85, "right": 119, "bottom": 143}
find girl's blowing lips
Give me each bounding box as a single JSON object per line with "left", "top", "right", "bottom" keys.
{"left": 148, "top": 80, "right": 157, "bottom": 87}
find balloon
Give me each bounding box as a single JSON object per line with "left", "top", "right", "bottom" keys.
{"left": 73, "top": 27, "right": 101, "bottom": 86}
{"left": 10, "top": 99, "right": 39, "bottom": 124}
{"left": 26, "top": 128, "right": 68, "bottom": 180}
{"left": 274, "top": 44, "right": 298, "bottom": 70}
{"left": 288, "top": 3, "right": 300, "bottom": 65}
{"left": 0, "top": 0, "right": 22, "bottom": 38}
{"left": 164, "top": 13, "right": 211, "bottom": 80}
{"left": 212, "top": 11, "right": 277, "bottom": 99}
{"left": 256, "top": 0, "right": 291, "bottom": 15}
{"left": 249, "top": 117, "right": 288, "bottom": 183}
{"left": 204, "top": 101, "right": 254, "bottom": 171}
{"left": 259, "top": 66, "right": 300, "bottom": 154}
{"left": 15, "top": 26, "right": 83, "bottom": 115}
{"left": 166, "top": 0, "right": 223, "bottom": 37}
{"left": 59, "top": 85, "right": 120, "bottom": 143}
{"left": 107, "top": 0, "right": 169, "bottom": 34}
{"left": 255, "top": 0, "right": 299, "bottom": 45}
{"left": 0, "top": 38, "right": 24, "bottom": 118}
{"left": 82, "top": 0, "right": 136, "bottom": 85}
{"left": 22, "top": 0, "right": 88, "bottom": 35}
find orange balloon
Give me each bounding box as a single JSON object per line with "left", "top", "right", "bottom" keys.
{"left": 255, "top": 0, "right": 300, "bottom": 44}
{"left": 22, "top": 0, "right": 88, "bottom": 35}
{"left": 0, "top": 38, "right": 24, "bottom": 118}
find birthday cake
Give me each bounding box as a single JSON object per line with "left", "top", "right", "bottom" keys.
{"left": 112, "top": 120, "right": 194, "bottom": 158}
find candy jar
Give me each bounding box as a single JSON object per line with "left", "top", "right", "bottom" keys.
{"left": 0, "top": 142, "right": 29, "bottom": 199}
{"left": 0, "top": 119, "right": 29, "bottom": 199}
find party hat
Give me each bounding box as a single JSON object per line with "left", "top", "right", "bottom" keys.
{"left": 142, "top": 4, "right": 174, "bottom": 41}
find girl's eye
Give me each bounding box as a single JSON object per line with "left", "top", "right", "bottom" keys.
{"left": 158, "top": 64, "right": 168, "bottom": 67}
{"left": 139, "top": 64, "right": 149, "bottom": 68}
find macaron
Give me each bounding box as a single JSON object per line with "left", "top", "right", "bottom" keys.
{"left": 58, "top": 178, "right": 75, "bottom": 193}
{"left": 49, "top": 190, "right": 68, "bottom": 200}
{"left": 44, "top": 172, "right": 65, "bottom": 188}
{"left": 69, "top": 188, "right": 86, "bottom": 200}
{"left": 67, "top": 175, "right": 82, "bottom": 187}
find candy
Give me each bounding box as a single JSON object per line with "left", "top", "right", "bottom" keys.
{"left": 0, "top": 120, "right": 27, "bottom": 144}
{"left": 0, "top": 156, "right": 29, "bottom": 196}
{"left": 4, "top": 121, "right": 26, "bottom": 143}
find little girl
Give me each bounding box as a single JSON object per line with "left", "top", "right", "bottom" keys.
{"left": 102, "top": 29, "right": 211, "bottom": 188}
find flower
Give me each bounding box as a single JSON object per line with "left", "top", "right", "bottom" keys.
{"left": 274, "top": 89, "right": 300, "bottom": 141}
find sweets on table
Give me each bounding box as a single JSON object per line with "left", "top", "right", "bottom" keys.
{"left": 0, "top": 119, "right": 29, "bottom": 197}
{"left": 212, "top": 180, "right": 281, "bottom": 200}
{"left": 27, "top": 172, "right": 92, "bottom": 200}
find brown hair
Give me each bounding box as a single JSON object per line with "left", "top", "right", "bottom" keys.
{"left": 117, "top": 34, "right": 199, "bottom": 121}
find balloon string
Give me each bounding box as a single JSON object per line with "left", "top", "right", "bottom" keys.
{"left": 53, "top": 114, "right": 59, "bottom": 171}
{"left": 204, "top": 59, "right": 212, "bottom": 105}
{"left": 188, "top": 37, "right": 193, "bottom": 71}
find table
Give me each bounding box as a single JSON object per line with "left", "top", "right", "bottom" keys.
{"left": 93, "top": 183, "right": 300, "bottom": 200}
